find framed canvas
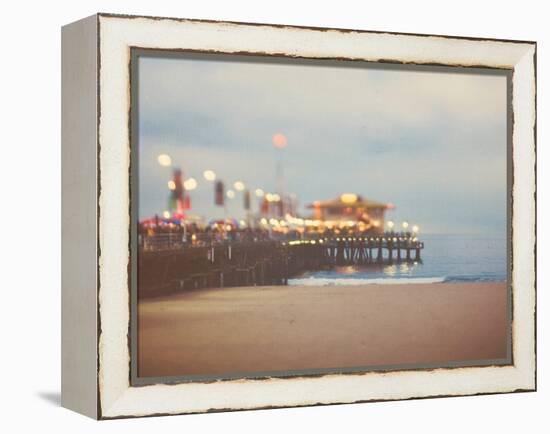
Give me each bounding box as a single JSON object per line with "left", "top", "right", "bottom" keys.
{"left": 61, "top": 13, "right": 536, "bottom": 419}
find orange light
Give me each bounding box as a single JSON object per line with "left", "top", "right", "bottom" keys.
{"left": 272, "top": 133, "right": 288, "bottom": 149}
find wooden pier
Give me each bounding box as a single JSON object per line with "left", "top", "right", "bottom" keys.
{"left": 138, "top": 235, "right": 424, "bottom": 298}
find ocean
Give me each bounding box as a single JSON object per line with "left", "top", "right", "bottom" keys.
{"left": 288, "top": 234, "right": 507, "bottom": 286}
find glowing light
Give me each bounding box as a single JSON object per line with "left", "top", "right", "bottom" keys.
{"left": 167, "top": 180, "right": 176, "bottom": 190}
{"left": 162, "top": 211, "right": 170, "bottom": 219}
{"left": 183, "top": 177, "right": 197, "bottom": 190}
{"left": 226, "top": 189, "right": 235, "bottom": 199}
{"left": 340, "top": 193, "right": 358, "bottom": 204}
{"left": 157, "top": 154, "right": 172, "bottom": 167}
{"left": 387, "top": 221, "right": 395, "bottom": 229}
{"left": 260, "top": 218, "right": 268, "bottom": 225}
{"left": 272, "top": 133, "right": 288, "bottom": 149}
{"left": 225, "top": 225, "right": 232, "bottom": 231}
{"left": 203, "top": 170, "right": 216, "bottom": 181}
{"left": 233, "top": 181, "right": 245, "bottom": 191}
{"left": 412, "top": 225, "right": 419, "bottom": 233}
{"left": 272, "top": 193, "right": 281, "bottom": 201}
{"left": 402, "top": 221, "right": 409, "bottom": 230}
{"left": 372, "top": 220, "right": 380, "bottom": 227}
{"left": 255, "top": 188, "right": 264, "bottom": 197}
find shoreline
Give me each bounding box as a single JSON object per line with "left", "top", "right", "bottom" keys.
{"left": 287, "top": 277, "right": 507, "bottom": 286}
{"left": 138, "top": 282, "right": 509, "bottom": 378}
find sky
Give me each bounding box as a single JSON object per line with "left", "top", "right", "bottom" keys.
{"left": 137, "top": 53, "right": 509, "bottom": 235}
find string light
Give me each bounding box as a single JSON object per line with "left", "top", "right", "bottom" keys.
{"left": 157, "top": 154, "right": 172, "bottom": 167}
{"left": 183, "top": 178, "right": 197, "bottom": 190}
{"left": 156, "top": 158, "right": 424, "bottom": 239}
{"left": 233, "top": 181, "right": 245, "bottom": 191}
{"left": 203, "top": 170, "right": 216, "bottom": 181}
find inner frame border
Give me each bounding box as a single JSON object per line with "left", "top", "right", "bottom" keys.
{"left": 128, "top": 48, "right": 514, "bottom": 387}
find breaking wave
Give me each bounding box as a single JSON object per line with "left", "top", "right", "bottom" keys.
{"left": 288, "top": 276, "right": 447, "bottom": 286}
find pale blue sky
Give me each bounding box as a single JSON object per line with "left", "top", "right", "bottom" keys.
{"left": 137, "top": 54, "right": 508, "bottom": 235}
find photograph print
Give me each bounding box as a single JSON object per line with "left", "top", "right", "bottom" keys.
{"left": 132, "top": 51, "right": 511, "bottom": 382}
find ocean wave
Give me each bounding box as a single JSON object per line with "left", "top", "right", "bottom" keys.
{"left": 444, "top": 275, "right": 506, "bottom": 283}
{"left": 288, "top": 276, "right": 447, "bottom": 286}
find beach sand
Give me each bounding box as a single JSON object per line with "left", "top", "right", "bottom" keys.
{"left": 137, "top": 282, "right": 508, "bottom": 378}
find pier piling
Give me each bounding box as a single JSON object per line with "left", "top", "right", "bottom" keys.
{"left": 138, "top": 235, "right": 424, "bottom": 297}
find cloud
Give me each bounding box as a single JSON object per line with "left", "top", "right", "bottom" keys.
{"left": 137, "top": 54, "right": 508, "bottom": 235}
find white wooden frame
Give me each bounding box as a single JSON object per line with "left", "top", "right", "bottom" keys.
{"left": 61, "top": 13, "right": 536, "bottom": 419}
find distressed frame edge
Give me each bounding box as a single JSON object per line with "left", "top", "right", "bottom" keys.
{"left": 95, "top": 11, "right": 537, "bottom": 46}
{"left": 61, "top": 13, "right": 100, "bottom": 420}
{"left": 95, "top": 14, "right": 537, "bottom": 419}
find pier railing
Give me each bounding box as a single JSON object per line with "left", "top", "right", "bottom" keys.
{"left": 138, "top": 235, "right": 424, "bottom": 298}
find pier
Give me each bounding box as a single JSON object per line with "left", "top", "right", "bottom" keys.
{"left": 138, "top": 234, "right": 424, "bottom": 298}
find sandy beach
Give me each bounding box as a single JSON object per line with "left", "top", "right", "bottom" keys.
{"left": 137, "top": 282, "right": 508, "bottom": 378}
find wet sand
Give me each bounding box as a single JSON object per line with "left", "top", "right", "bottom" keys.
{"left": 138, "top": 282, "right": 508, "bottom": 378}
